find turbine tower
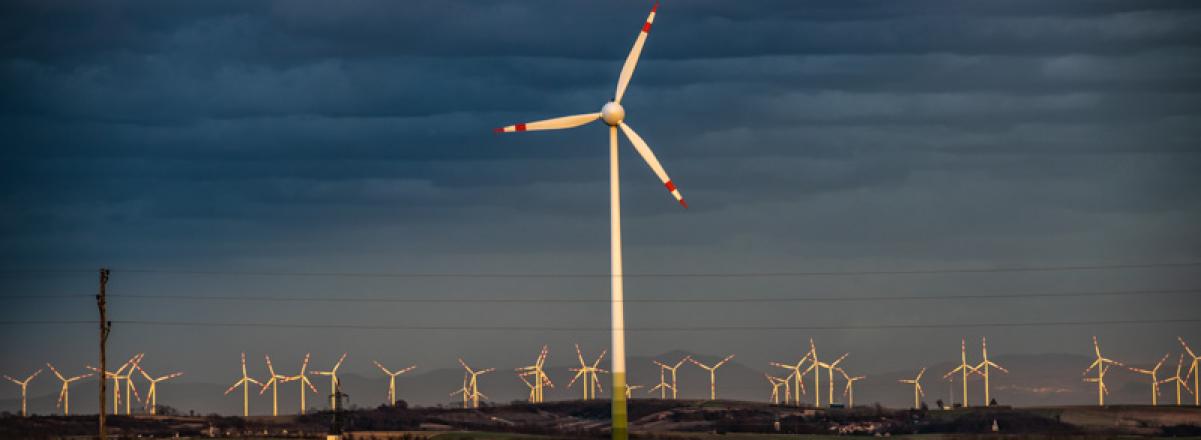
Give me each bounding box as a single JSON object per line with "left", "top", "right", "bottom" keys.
{"left": 258, "top": 354, "right": 287, "bottom": 416}
{"left": 3, "top": 369, "right": 42, "bottom": 417}
{"left": 46, "top": 363, "right": 92, "bottom": 416}
{"left": 279, "top": 353, "right": 318, "bottom": 415}
{"left": 138, "top": 365, "right": 183, "bottom": 415}
{"left": 688, "top": 355, "right": 735, "bottom": 400}
{"left": 943, "top": 338, "right": 977, "bottom": 408}
{"left": 1083, "top": 336, "right": 1123, "bottom": 406}
{"left": 836, "top": 367, "right": 866, "bottom": 408}
{"left": 972, "top": 337, "right": 1008, "bottom": 406}
{"left": 1181, "top": 337, "right": 1201, "bottom": 406}
{"left": 516, "top": 346, "right": 553, "bottom": 403}
{"left": 458, "top": 359, "right": 494, "bottom": 409}
{"left": 373, "top": 361, "right": 416, "bottom": 407}
{"left": 1158, "top": 353, "right": 1194, "bottom": 406}
{"left": 770, "top": 352, "right": 811, "bottom": 406}
{"left": 494, "top": 4, "right": 680, "bottom": 438}
{"left": 652, "top": 355, "right": 691, "bottom": 400}
{"left": 569, "top": 345, "right": 608, "bottom": 400}
{"left": 899, "top": 368, "right": 926, "bottom": 410}
{"left": 1127, "top": 353, "right": 1170, "bottom": 406}
{"left": 310, "top": 353, "right": 348, "bottom": 410}
{"left": 223, "top": 353, "right": 263, "bottom": 417}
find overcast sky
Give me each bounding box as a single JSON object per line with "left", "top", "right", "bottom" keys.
{"left": 1, "top": 0, "right": 1199, "bottom": 410}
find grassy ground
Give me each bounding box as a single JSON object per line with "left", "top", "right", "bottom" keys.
{"left": 367, "top": 433, "right": 1201, "bottom": 440}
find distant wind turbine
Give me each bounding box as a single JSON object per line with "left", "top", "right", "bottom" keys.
{"left": 373, "top": 360, "right": 417, "bottom": 407}
{"left": 689, "top": 355, "right": 735, "bottom": 400}
{"left": 137, "top": 365, "right": 182, "bottom": 415}
{"left": 1083, "top": 336, "right": 1123, "bottom": 406}
{"left": 46, "top": 363, "right": 92, "bottom": 416}
{"left": 899, "top": 368, "right": 926, "bottom": 410}
{"left": 972, "top": 337, "right": 1008, "bottom": 406}
{"left": 2, "top": 369, "right": 42, "bottom": 417}
{"left": 310, "top": 353, "right": 348, "bottom": 410}
{"left": 223, "top": 353, "right": 262, "bottom": 417}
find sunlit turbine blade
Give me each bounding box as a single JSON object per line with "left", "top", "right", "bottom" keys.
{"left": 495, "top": 113, "right": 601, "bottom": 133}
{"left": 614, "top": 3, "right": 659, "bottom": 104}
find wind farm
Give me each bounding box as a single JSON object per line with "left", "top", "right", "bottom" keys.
{"left": 3, "top": 1, "right": 1200, "bottom": 439}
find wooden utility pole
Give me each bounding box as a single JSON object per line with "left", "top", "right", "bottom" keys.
{"left": 97, "top": 268, "right": 110, "bottom": 440}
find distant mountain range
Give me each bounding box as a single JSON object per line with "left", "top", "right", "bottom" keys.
{"left": 1, "top": 351, "right": 1185, "bottom": 416}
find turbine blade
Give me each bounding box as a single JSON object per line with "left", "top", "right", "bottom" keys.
{"left": 495, "top": 113, "right": 601, "bottom": 133}
{"left": 619, "top": 122, "right": 686, "bottom": 208}
{"left": 333, "top": 353, "right": 348, "bottom": 371}
{"left": 614, "top": 3, "right": 659, "bottom": 104}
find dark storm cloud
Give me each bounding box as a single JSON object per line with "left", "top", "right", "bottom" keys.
{"left": 2, "top": 0, "right": 1200, "bottom": 408}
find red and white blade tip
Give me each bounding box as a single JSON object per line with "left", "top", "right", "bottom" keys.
{"left": 642, "top": 3, "right": 659, "bottom": 33}
{"left": 494, "top": 123, "right": 527, "bottom": 133}
{"left": 664, "top": 180, "right": 687, "bottom": 208}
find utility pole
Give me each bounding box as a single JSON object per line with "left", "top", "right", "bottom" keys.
{"left": 97, "top": 268, "right": 110, "bottom": 440}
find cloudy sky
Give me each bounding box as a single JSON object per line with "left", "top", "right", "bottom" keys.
{"left": 1, "top": 0, "right": 1199, "bottom": 410}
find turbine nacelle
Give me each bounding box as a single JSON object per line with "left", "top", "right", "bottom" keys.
{"left": 601, "top": 102, "right": 625, "bottom": 126}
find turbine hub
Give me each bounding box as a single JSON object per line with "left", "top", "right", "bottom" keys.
{"left": 601, "top": 102, "right": 625, "bottom": 126}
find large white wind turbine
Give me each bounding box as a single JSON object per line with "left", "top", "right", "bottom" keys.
{"left": 494, "top": 3, "right": 681, "bottom": 439}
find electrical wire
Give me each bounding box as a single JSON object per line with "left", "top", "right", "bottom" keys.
{"left": 84, "top": 260, "right": 1201, "bottom": 278}
{"left": 1, "top": 318, "right": 1195, "bottom": 332}
{"left": 96, "top": 287, "right": 1200, "bottom": 303}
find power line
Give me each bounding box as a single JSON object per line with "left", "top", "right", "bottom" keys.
{"left": 99, "top": 287, "right": 1200, "bottom": 303}
{"left": 2, "top": 318, "right": 1196, "bottom": 332}
{"left": 98, "top": 261, "right": 1201, "bottom": 278}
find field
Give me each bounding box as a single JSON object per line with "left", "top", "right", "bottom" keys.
{"left": 2, "top": 401, "right": 1198, "bottom": 439}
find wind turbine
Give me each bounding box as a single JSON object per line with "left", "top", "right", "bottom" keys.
{"left": 137, "top": 364, "right": 183, "bottom": 415}
{"left": 258, "top": 355, "right": 287, "bottom": 416}
{"left": 765, "top": 374, "right": 790, "bottom": 405}
{"left": 652, "top": 355, "right": 691, "bottom": 400}
{"left": 770, "top": 352, "right": 811, "bottom": 406}
{"left": 1083, "top": 336, "right": 1123, "bottom": 406}
{"left": 223, "top": 353, "right": 263, "bottom": 417}
{"left": 648, "top": 362, "right": 672, "bottom": 399}
{"left": 516, "top": 346, "right": 553, "bottom": 403}
{"left": 494, "top": 4, "right": 680, "bottom": 438}
{"left": 1158, "top": 353, "right": 1194, "bottom": 406}
{"left": 458, "top": 358, "right": 494, "bottom": 409}
{"left": 624, "top": 384, "right": 644, "bottom": 399}
{"left": 88, "top": 353, "right": 143, "bottom": 415}
{"left": 899, "top": 368, "right": 926, "bottom": 410}
{"left": 824, "top": 353, "right": 849, "bottom": 405}
{"left": 310, "top": 353, "right": 348, "bottom": 410}
{"left": 972, "top": 337, "right": 1008, "bottom": 406}
{"left": 450, "top": 372, "right": 471, "bottom": 409}
{"left": 800, "top": 339, "right": 828, "bottom": 407}
{"left": 1127, "top": 353, "right": 1170, "bottom": 406}
{"left": 1181, "top": 337, "right": 1201, "bottom": 406}
{"left": 688, "top": 355, "right": 734, "bottom": 400}
{"left": 943, "top": 338, "right": 977, "bottom": 408}
{"left": 836, "top": 367, "right": 866, "bottom": 408}
{"left": 3, "top": 369, "right": 42, "bottom": 416}
{"left": 279, "top": 353, "right": 318, "bottom": 415}
{"left": 569, "top": 345, "right": 608, "bottom": 400}
{"left": 46, "top": 363, "right": 92, "bottom": 416}
{"left": 373, "top": 361, "right": 417, "bottom": 407}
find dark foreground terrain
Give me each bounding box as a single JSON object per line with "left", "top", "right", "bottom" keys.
{"left": 2, "top": 400, "right": 1199, "bottom": 439}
